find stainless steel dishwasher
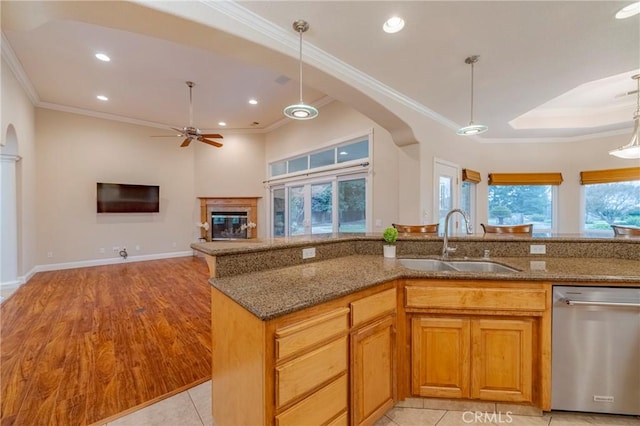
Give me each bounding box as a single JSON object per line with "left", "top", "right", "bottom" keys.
{"left": 552, "top": 286, "right": 640, "bottom": 416}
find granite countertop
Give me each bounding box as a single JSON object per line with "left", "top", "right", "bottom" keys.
{"left": 210, "top": 254, "right": 640, "bottom": 321}
{"left": 192, "top": 233, "right": 640, "bottom": 256}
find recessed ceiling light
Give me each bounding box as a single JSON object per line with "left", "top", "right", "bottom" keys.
{"left": 248, "top": 99, "right": 258, "bottom": 105}
{"left": 95, "top": 53, "right": 111, "bottom": 62}
{"left": 616, "top": 2, "right": 640, "bottom": 19}
{"left": 218, "top": 122, "right": 226, "bottom": 126}
{"left": 96, "top": 95, "right": 108, "bottom": 101}
{"left": 383, "top": 16, "right": 405, "bottom": 33}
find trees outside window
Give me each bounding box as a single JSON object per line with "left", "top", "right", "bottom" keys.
{"left": 488, "top": 185, "right": 554, "bottom": 232}
{"left": 584, "top": 181, "right": 640, "bottom": 233}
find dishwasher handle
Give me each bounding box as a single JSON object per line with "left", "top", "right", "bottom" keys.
{"left": 561, "top": 297, "right": 640, "bottom": 308}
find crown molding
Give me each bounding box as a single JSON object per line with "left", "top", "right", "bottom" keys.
{"left": 1, "top": 32, "right": 40, "bottom": 105}
{"left": 37, "top": 101, "right": 178, "bottom": 131}
{"left": 200, "top": 1, "right": 460, "bottom": 132}
{"left": 477, "top": 127, "right": 631, "bottom": 144}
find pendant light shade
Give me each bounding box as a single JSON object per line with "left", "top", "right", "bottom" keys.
{"left": 609, "top": 74, "right": 640, "bottom": 159}
{"left": 457, "top": 55, "right": 488, "bottom": 136}
{"left": 284, "top": 20, "right": 318, "bottom": 120}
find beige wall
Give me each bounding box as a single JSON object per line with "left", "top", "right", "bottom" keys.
{"left": 396, "top": 109, "right": 635, "bottom": 233}
{"left": 1, "top": 57, "right": 37, "bottom": 278}
{"left": 3, "top": 57, "right": 637, "bottom": 276}
{"left": 35, "top": 109, "right": 196, "bottom": 264}
{"left": 193, "top": 132, "right": 266, "bottom": 236}
{"left": 264, "top": 101, "right": 400, "bottom": 233}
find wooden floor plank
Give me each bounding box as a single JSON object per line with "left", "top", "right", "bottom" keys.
{"left": 0, "top": 256, "right": 211, "bottom": 425}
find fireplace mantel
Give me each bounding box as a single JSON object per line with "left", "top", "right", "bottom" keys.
{"left": 198, "top": 197, "right": 260, "bottom": 240}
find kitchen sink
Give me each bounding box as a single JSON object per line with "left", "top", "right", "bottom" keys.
{"left": 445, "top": 260, "right": 519, "bottom": 273}
{"left": 399, "top": 258, "right": 518, "bottom": 273}
{"left": 398, "top": 258, "right": 457, "bottom": 272}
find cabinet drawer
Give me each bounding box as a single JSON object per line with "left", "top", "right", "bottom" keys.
{"left": 406, "top": 286, "right": 546, "bottom": 311}
{"left": 351, "top": 288, "right": 396, "bottom": 327}
{"left": 276, "top": 308, "right": 350, "bottom": 361}
{"left": 276, "top": 336, "right": 348, "bottom": 408}
{"left": 326, "top": 411, "right": 348, "bottom": 426}
{"left": 276, "top": 374, "right": 348, "bottom": 426}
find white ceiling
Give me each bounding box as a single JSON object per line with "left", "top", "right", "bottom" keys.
{"left": 2, "top": 0, "right": 639, "bottom": 143}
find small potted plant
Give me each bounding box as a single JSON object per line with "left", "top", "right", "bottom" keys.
{"left": 382, "top": 226, "right": 398, "bottom": 258}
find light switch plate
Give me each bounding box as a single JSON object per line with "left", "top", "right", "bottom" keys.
{"left": 530, "top": 244, "right": 546, "bottom": 254}
{"left": 302, "top": 247, "right": 316, "bottom": 259}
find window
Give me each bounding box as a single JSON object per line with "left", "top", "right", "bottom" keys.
{"left": 268, "top": 136, "right": 369, "bottom": 179}
{"left": 271, "top": 174, "right": 368, "bottom": 236}
{"left": 268, "top": 133, "right": 372, "bottom": 237}
{"left": 338, "top": 177, "right": 366, "bottom": 232}
{"left": 581, "top": 167, "right": 640, "bottom": 235}
{"left": 487, "top": 172, "right": 563, "bottom": 234}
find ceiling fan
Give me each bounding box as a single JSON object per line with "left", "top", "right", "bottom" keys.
{"left": 152, "top": 81, "right": 223, "bottom": 148}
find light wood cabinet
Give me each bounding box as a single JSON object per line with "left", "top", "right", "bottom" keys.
{"left": 350, "top": 288, "right": 397, "bottom": 426}
{"left": 411, "top": 317, "right": 470, "bottom": 398}
{"left": 276, "top": 374, "right": 348, "bottom": 426}
{"left": 211, "top": 282, "right": 397, "bottom": 426}
{"left": 404, "top": 280, "right": 551, "bottom": 409}
{"left": 471, "top": 318, "right": 533, "bottom": 402}
{"left": 412, "top": 316, "right": 533, "bottom": 402}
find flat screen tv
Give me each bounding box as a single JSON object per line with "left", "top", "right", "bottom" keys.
{"left": 97, "top": 183, "right": 160, "bottom": 213}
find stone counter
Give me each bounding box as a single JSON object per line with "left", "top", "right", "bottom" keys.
{"left": 210, "top": 254, "right": 640, "bottom": 320}
{"left": 192, "top": 234, "right": 640, "bottom": 278}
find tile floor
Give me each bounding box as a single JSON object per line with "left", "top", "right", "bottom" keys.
{"left": 104, "top": 381, "right": 640, "bottom": 426}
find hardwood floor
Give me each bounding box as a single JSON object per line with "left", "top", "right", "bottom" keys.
{"left": 0, "top": 256, "right": 212, "bottom": 426}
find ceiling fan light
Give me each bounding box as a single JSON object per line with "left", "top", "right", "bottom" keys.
{"left": 284, "top": 103, "right": 319, "bottom": 120}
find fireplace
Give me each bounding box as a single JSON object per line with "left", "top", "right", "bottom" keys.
{"left": 199, "top": 197, "right": 260, "bottom": 241}
{"left": 211, "top": 211, "right": 248, "bottom": 240}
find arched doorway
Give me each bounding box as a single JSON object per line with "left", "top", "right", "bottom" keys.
{"left": 1, "top": 124, "right": 21, "bottom": 292}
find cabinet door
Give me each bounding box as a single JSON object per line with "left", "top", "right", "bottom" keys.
{"left": 471, "top": 318, "right": 533, "bottom": 402}
{"left": 351, "top": 315, "right": 396, "bottom": 426}
{"left": 411, "top": 317, "right": 470, "bottom": 398}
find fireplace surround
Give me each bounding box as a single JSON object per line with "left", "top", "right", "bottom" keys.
{"left": 199, "top": 197, "right": 259, "bottom": 241}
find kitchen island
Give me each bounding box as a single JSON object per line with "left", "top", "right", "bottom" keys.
{"left": 191, "top": 234, "right": 640, "bottom": 426}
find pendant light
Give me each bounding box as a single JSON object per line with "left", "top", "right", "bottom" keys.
{"left": 283, "top": 20, "right": 319, "bottom": 120}
{"left": 609, "top": 73, "right": 640, "bottom": 159}
{"left": 457, "top": 55, "right": 488, "bottom": 136}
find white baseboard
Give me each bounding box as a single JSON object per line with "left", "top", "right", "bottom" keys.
{"left": 0, "top": 251, "right": 194, "bottom": 290}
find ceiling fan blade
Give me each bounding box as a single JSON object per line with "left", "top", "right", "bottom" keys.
{"left": 198, "top": 137, "right": 223, "bottom": 148}
{"left": 180, "top": 138, "right": 192, "bottom": 147}
{"left": 170, "top": 127, "right": 186, "bottom": 135}
{"left": 200, "top": 133, "right": 224, "bottom": 139}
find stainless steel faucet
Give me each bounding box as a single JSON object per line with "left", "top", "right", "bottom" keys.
{"left": 442, "top": 208, "right": 473, "bottom": 259}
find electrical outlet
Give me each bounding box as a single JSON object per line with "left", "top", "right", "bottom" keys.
{"left": 302, "top": 247, "right": 316, "bottom": 259}
{"left": 112, "top": 246, "right": 119, "bottom": 253}
{"left": 47, "top": 251, "right": 53, "bottom": 258}
{"left": 530, "top": 244, "right": 546, "bottom": 254}
{"left": 375, "top": 219, "right": 382, "bottom": 227}
{"left": 172, "top": 242, "right": 177, "bottom": 248}
{"left": 99, "top": 248, "right": 105, "bottom": 254}
{"left": 530, "top": 260, "right": 547, "bottom": 271}
{"left": 135, "top": 245, "right": 141, "bottom": 251}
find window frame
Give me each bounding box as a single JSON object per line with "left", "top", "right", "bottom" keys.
{"left": 266, "top": 132, "right": 373, "bottom": 237}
